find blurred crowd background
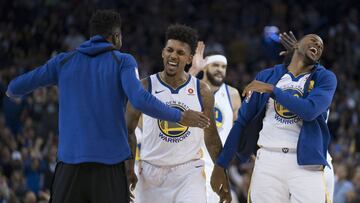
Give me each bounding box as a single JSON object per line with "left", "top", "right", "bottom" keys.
{"left": 0, "top": 0, "right": 359, "bottom": 202}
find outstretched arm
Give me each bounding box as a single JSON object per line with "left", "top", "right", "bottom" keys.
{"left": 242, "top": 71, "right": 337, "bottom": 121}
{"left": 7, "top": 55, "right": 60, "bottom": 98}
{"left": 121, "top": 54, "right": 210, "bottom": 128}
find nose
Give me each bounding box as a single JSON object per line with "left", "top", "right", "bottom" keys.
{"left": 169, "top": 51, "right": 178, "bottom": 59}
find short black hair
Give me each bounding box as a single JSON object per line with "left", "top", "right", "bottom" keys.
{"left": 165, "top": 24, "right": 198, "bottom": 54}
{"left": 89, "top": 10, "right": 121, "bottom": 37}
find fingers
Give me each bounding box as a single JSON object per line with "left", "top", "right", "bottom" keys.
{"left": 196, "top": 41, "right": 205, "bottom": 55}
{"left": 241, "top": 84, "right": 251, "bottom": 97}
{"left": 279, "top": 51, "right": 288, "bottom": 56}
{"left": 218, "top": 188, "right": 231, "bottom": 203}
{"left": 283, "top": 32, "right": 296, "bottom": 45}
{"left": 197, "top": 41, "right": 205, "bottom": 56}
{"left": 130, "top": 181, "right": 136, "bottom": 191}
{"left": 289, "top": 31, "right": 297, "bottom": 43}
{"left": 279, "top": 33, "right": 294, "bottom": 50}
{"left": 181, "top": 110, "right": 210, "bottom": 128}
{"left": 191, "top": 111, "right": 210, "bottom": 128}
{"left": 129, "top": 184, "right": 135, "bottom": 201}
{"left": 198, "top": 113, "right": 210, "bottom": 128}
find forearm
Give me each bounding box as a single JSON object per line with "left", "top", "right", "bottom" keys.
{"left": 121, "top": 68, "right": 181, "bottom": 122}
{"left": 216, "top": 121, "right": 243, "bottom": 168}
{"left": 7, "top": 59, "right": 58, "bottom": 98}
{"left": 271, "top": 72, "right": 337, "bottom": 121}
{"left": 272, "top": 87, "right": 335, "bottom": 121}
{"left": 205, "top": 130, "right": 223, "bottom": 164}
{"left": 126, "top": 132, "right": 137, "bottom": 172}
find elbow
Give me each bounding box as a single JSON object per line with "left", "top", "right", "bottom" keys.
{"left": 300, "top": 110, "right": 318, "bottom": 121}
{"left": 302, "top": 115, "right": 316, "bottom": 122}
{"left": 128, "top": 97, "right": 143, "bottom": 110}
{"left": 6, "top": 88, "right": 20, "bottom": 99}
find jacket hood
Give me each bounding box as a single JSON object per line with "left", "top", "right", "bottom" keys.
{"left": 77, "top": 35, "right": 116, "bottom": 56}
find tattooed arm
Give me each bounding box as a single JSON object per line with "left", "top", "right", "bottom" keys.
{"left": 201, "top": 81, "right": 222, "bottom": 163}
{"left": 200, "top": 80, "right": 231, "bottom": 202}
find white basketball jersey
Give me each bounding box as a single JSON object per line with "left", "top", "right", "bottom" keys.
{"left": 214, "top": 84, "right": 234, "bottom": 144}
{"left": 140, "top": 73, "right": 204, "bottom": 166}
{"left": 258, "top": 73, "right": 310, "bottom": 149}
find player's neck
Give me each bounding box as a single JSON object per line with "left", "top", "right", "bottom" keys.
{"left": 160, "top": 71, "right": 189, "bottom": 89}
{"left": 287, "top": 53, "right": 314, "bottom": 77}
{"left": 202, "top": 77, "right": 221, "bottom": 94}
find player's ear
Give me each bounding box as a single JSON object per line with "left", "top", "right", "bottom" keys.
{"left": 161, "top": 48, "right": 165, "bottom": 59}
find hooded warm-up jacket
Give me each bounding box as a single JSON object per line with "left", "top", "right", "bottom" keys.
{"left": 7, "top": 35, "right": 181, "bottom": 164}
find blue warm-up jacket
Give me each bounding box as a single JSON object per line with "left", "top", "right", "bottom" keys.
{"left": 6, "top": 35, "right": 182, "bottom": 164}
{"left": 217, "top": 63, "right": 337, "bottom": 168}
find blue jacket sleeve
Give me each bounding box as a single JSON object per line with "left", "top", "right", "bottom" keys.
{"left": 216, "top": 88, "right": 260, "bottom": 168}
{"left": 271, "top": 70, "right": 337, "bottom": 121}
{"left": 6, "top": 56, "right": 59, "bottom": 98}
{"left": 121, "top": 55, "right": 181, "bottom": 122}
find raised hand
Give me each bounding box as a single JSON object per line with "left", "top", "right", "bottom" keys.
{"left": 242, "top": 80, "right": 274, "bottom": 102}
{"left": 279, "top": 31, "right": 298, "bottom": 56}
{"left": 179, "top": 109, "right": 210, "bottom": 128}
{"left": 188, "top": 41, "right": 206, "bottom": 75}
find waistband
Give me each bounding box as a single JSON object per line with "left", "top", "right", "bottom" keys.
{"left": 261, "top": 147, "right": 297, "bottom": 154}
{"left": 141, "top": 159, "right": 203, "bottom": 170}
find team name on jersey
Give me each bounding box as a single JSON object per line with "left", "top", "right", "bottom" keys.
{"left": 158, "top": 101, "right": 191, "bottom": 143}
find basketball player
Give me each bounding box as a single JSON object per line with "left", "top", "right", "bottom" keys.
{"left": 279, "top": 31, "right": 335, "bottom": 202}
{"left": 126, "top": 24, "right": 231, "bottom": 203}
{"left": 188, "top": 44, "right": 241, "bottom": 203}
{"left": 216, "top": 34, "right": 337, "bottom": 202}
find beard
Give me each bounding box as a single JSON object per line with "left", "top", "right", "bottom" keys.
{"left": 206, "top": 71, "right": 224, "bottom": 87}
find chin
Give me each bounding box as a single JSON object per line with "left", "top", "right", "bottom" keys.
{"left": 165, "top": 70, "right": 177, "bottom": 77}
{"left": 304, "top": 54, "right": 317, "bottom": 65}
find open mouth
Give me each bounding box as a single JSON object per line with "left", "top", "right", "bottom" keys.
{"left": 214, "top": 73, "right": 223, "bottom": 79}
{"left": 309, "top": 47, "right": 318, "bottom": 55}
{"left": 168, "top": 61, "right": 178, "bottom": 67}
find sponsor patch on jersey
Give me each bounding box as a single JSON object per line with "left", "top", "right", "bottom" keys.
{"left": 274, "top": 88, "right": 302, "bottom": 124}
{"left": 187, "top": 88, "right": 194, "bottom": 95}
{"left": 158, "top": 102, "right": 191, "bottom": 143}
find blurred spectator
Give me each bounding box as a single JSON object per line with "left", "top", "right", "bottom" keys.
{"left": 334, "top": 164, "right": 354, "bottom": 203}
{"left": 23, "top": 191, "right": 36, "bottom": 203}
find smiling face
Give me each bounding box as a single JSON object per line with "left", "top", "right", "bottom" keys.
{"left": 205, "top": 61, "right": 227, "bottom": 87}
{"left": 162, "top": 39, "right": 193, "bottom": 77}
{"left": 295, "top": 34, "right": 324, "bottom": 64}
